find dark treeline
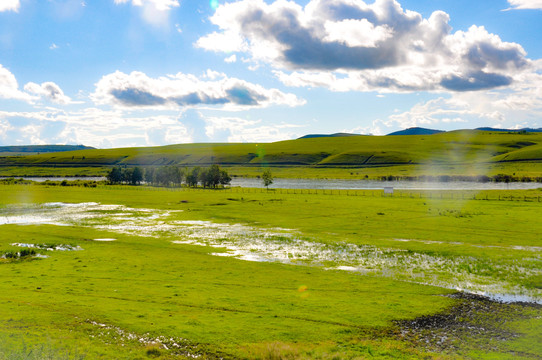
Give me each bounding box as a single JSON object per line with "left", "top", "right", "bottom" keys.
{"left": 378, "top": 174, "right": 542, "bottom": 183}
{"left": 107, "top": 165, "right": 232, "bottom": 188}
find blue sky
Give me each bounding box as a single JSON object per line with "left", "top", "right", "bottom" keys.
{"left": 0, "top": 0, "right": 541, "bottom": 148}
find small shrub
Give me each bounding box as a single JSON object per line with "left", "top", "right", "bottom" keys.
{"left": 19, "top": 249, "right": 36, "bottom": 257}
{"left": 3, "top": 251, "right": 17, "bottom": 259}
{"left": 145, "top": 347, "right": 161, "bottom": 357}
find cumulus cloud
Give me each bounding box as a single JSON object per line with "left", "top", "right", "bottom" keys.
{"left": 24, "top": 82, "right": 73, "bottom": 104}
{"left": 0, "top": 64, "right": 73, "bottom": 104}
{"left": 92, "top": 70, "right": 305, "bottom": 110}
{"left": 506, "top": 0, "right": 542, "bottom": 10}
{"left": 0, "top": 64, "right": 32, "bottom": 101}
{"left": 0, "top": 0, "right": 19, "bottom": 12}
{"left": 197, "top": 0, "right": 532, "bottom": 92}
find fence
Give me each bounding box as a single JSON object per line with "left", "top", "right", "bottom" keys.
{"left": 95, "top": 184, "right": 542, "bottom": 202}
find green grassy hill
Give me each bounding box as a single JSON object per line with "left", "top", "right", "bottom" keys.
{"left": 0, "top": 144, "right": 94, "bottom": 156}
{"left": 2, "top": 130, "right": 542, "bottom": 178}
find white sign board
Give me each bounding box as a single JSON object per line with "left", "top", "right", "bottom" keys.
{"left": 384, "top": 187, "right": 394, "bottom": 194}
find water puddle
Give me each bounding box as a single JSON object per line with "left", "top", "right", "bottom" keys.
{"left": 392, "top": 238, "right": 542, "bottom": 252}
{"left": 86, "top": 320, "right": 201, "bottom": 358}
{"left": 10, "top": 243, "right": 82, "bottom": 251}
{"left": 1, "top": 202, "right": 540, "bottom": 303}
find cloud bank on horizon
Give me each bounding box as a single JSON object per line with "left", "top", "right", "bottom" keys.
{"left": 0, "top": 0, "right": 541, "bottom": 147}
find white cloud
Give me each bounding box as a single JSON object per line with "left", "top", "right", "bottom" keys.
{"left": 0, "top": 108, "right": 195, "bottom": 147}
{"left": 507, "top": 0, "right": 542, "bottom": 10}
{"left": 323, "top": 19, "right": 393, "bottom": 48}
{"left": 91, "top": 70, "right": 305, "bottom": 110}
{"left": 24, "top": 82, "right": 73, "bottom": 104}
{"left": 382, "top": 72, "right": 542, "bottom": 132}
{"left": 0, "top": 0, "right": 19, "bottom": 12}
{"left": 50, "top": 43, "right": 59, "bottom": 50}
{"left": 114, "top": 0, "right": 179, "bottom": 11}
{"left": 204, "top": 115, "right": 304, "bottom": 142}
{"left": 385, "top": 97, "right": 473, "bottom": 130}
{"left": 224, "top": 54, "right": 237, "bottom": 63}
{"left": 0, "top": 64, "right": 32, "bottom": 102}
{"left": 114, "top": 0, "right": 180, "bottom": 26}
{"left": 0, "top": 64, "right": 74, "bottom": 105}
{"left": 198, "top": 0, "right": 532, "bottom": 93}
{"left": 0, "top": 107, "right": 303, "bottom": 147}
{"left": 0, "top": 118, "right": 11, "bottom": 140}
{"left": 195, "top": 31, "right": 248, "bottom": 53}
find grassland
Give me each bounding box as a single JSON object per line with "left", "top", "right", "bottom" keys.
{"left": 0, "top": 184, "right": 541, "bottom": 359}
{"left": 2, "top": 130, "right": 542, "bottom": 179}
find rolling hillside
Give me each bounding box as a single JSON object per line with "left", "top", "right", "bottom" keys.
{"left": 0, "top": 145, "right": 94, "bottom": 157}
{"left": 2, "top": 131, "right": 542, "bottom": 172}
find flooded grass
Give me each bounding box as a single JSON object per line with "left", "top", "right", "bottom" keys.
{"left": 1, "top": 185, "right": 541, "bottom": 359}
{"left": 2, "top": 201, "right": 540, "bottom": 303}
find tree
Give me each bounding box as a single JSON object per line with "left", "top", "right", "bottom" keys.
{"left": 220, "top": 169, "right": 231, "bottom": 187}
{"left": 144, "top": 167, "right": 155, "bottom": 185}
{"left": 132, "top": 167, "right": 143, "bottom": 185}
{"left": 262, "top": 169, "right": 273, "bottom": 190}
{"left": 123, "top": 168, "right": 133, "bottom": 184}
{"left": 207, "top": 164, "right": 221, "bottom": 188}
{"left": 107, "top": 167, "right": 123, "bottom": 184}
{"left": 186, "top": 167, "right": 200, "bottom": 187}
{"left": 198, "top": 168, "right": 210, "bottom": 188}
{"left": 154, "top": 167, "right": 170, "bottom": 186}
{"left": 170, "top": 167, "right": 184, "bottom": 187}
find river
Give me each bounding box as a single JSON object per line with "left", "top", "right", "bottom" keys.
{"left": 2, "top": 176, "right": 542, "bottom": 190}
{"left": 230, "top": 177, "right": 542, "bottom": 190}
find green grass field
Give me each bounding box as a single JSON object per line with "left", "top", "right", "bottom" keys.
{"left": 0, "top": 184, "right": 541, "bottom": 359}
{"left": 2, "top": 130, "right": 542, "bottom": 179}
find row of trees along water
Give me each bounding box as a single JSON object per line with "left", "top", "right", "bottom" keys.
{"left": 107, "top": 165, "right": 233, "bottom": 188}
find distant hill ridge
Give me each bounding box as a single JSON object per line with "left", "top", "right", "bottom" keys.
{"left": 387, "top": 127, "right": 444, "bottom": 136}
{"left": 298, "top": 133, "right": 363, "bottom": 139}
{"left": 475, "top": 127, "right": 542, "bottom": 133}
{"left": 298, "top": 127, "right": 542, "bottom": 139}
{"left": 0, "top": 145, "right": 94, "bottom": 153}
{"left": 387, "top": 127, "right": 542, "bottom": 136}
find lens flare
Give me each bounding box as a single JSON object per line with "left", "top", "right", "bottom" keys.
{"left": 210, "top": 0, "right": 219, "bottom": 10}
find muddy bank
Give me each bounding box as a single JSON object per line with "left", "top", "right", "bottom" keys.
{"left": 395, "top": 292, "right": 542, "bottom": 357}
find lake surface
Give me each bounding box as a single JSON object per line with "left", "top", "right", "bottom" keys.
{"left": 2, "top": 176, "right": 542, "bottom": 190}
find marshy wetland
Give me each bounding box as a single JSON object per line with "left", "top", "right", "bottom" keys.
{"left": 0, "top": 184, "right": 541, "bottom": 359}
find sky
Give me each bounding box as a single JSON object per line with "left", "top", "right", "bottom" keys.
{"left": 0, "top": 0, "right": 542, "bottom": 148}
